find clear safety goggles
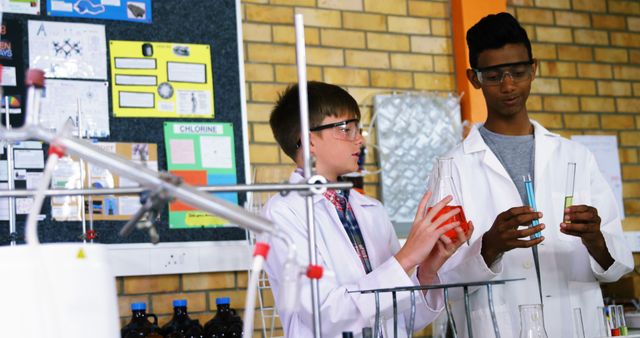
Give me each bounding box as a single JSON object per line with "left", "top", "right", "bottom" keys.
{"left": 310, "top": 118, "right": 362, "bottom": 141}
{"left": 474, "top": 60, "right": 534, "bottom": 86}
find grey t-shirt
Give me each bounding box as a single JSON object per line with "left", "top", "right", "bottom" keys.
{"left": 479, "top": 125, "right": 535, "bottom": 204}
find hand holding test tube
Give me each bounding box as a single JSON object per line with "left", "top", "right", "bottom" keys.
{"left": 523, "top": 174, "right": 541, "bottom": 239}
{"left": 559, "top": 162, "right": 615, "bottom": 270}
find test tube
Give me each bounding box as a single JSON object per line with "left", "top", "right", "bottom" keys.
{"left": 617, "top": 305, "right": 628, "bottom": 336}
{"left": 596, "top": 306, "right": 611, "bottom": 337}
{"left": 523, "top": 174, "right": 541, "bottom": 239}
{"left": 609, "top": 305, "right": 620, "bottom": 336}
{"left": 565, "top": 162, "right": 576, "bottom": 207}
{"left": 597, "top": 306, "right": 611, "bottom": 337}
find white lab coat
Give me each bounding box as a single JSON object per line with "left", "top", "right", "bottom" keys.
{"left": 437, "top": 121, "right": 633, "bottom": 338}
{"left": 260, "top": 172, "right": 444, "bottom": 338}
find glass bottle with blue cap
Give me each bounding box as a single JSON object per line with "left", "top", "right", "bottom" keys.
{"left": 203, "top": 297, "right": 243, "bottom": 337}
{"left": 162, "top": 299, "right": 203, "bottom": 338}
{"left": 121, "top": 302, "right": 161, "bottom": 338}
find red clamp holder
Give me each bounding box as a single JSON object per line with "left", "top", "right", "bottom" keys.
{"left": 253, "top": 242, "right": 270, "bottom": 258}
{"left": 25, "top": 69, "right": 45, "bottom": 88}
{"left": 86, "top": 229, "right": 97, "bottom": 240}
{"left": 306, "top": 264, "right": 323, "bottom": 279}
{"left": 48, "top": 144, "right": 66, "bottom": 158}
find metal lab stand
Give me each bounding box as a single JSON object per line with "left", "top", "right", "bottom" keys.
{"left": 348, "top": 278, "right": 526, "bottom": 338}
{"left": 3, "top": 97, "right": 17, "bottom": 245}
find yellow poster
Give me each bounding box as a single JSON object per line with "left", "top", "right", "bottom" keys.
{"left": 110, "top": 40, "right": 214, "bottom": 118}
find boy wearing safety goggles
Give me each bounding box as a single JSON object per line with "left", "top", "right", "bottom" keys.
{"left": 435, "top": 12, "right": 632, "bottom": 337}
{"left": 260, "top": 81, "right": 473, "bottom": 337}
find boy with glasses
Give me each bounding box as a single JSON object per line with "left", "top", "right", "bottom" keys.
{"left": 261, "top": 81, "right": 472, "bottom": 337}
{"left": 436, "top": 12, "right": 632, "bottom": 337}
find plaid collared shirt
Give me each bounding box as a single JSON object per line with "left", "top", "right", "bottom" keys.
{"left": 323, "top": 189, "right": 373, "bottom": 274}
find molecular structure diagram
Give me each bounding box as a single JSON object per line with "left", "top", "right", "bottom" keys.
{"left": 53, "top": 39, "right": 82, "bottom": 58}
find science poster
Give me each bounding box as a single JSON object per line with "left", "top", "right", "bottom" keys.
{"left": 0, "top": 19, "right": 25, "bottom": 127}
{"left": 47, "top": 0, "right": 152, "bottom": 24}
{"left": 111, "top": 40, "right": 214, "bottom": 118}
{"left": 163, "top": 122, "right": 237, "bottom": 229}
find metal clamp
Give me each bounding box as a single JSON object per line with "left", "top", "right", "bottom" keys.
{"left": 118, "top": 172, "right": 179, "bottom": 244}
{"left": 307, "top": 175, "right": 328, "bottom": 195}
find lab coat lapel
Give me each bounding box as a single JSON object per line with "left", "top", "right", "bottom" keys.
{"left": 532, "top": 120, "right": 559, "bottom": 194}
{"left": 464, "top": 124, "right": 512, "bottom": 182}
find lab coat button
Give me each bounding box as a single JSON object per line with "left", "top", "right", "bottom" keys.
{"left": 522, "top": 261, "right": 533, "bottom": 269}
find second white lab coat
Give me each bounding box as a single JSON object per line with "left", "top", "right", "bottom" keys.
{"left": 437, "top": 121, "right": 633, "bottom": 338}
{"left": 260, "top": 172, "right": 444, "bottom": 338}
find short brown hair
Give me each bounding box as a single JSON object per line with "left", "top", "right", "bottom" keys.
{"left": 270, "top": 81, "right": 361, "bottom": 161}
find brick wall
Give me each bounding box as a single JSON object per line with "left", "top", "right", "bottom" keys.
{"left": 244, "top": 0, "right": 455, "bottom": 200}
{"left": 117, "top": 1, "right": 640, "bottom": 337}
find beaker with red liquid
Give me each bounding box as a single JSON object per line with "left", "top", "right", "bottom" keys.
{"left": 427, "top": 157, "right": 469, "bottom": 241}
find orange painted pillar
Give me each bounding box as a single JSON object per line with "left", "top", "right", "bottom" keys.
{"left": 451, "top": 0, "right": 506, "bottom": 123}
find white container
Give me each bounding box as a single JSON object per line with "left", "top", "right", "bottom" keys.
{"left": 627, "top": 312, "right": 640, "bottom": 329}
{"left": 0, "top": 243, "right": 120, "bottom": 338}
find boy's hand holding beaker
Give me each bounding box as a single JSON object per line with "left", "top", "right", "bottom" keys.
{"left": 395, "top": 191, "right": 469, "bottom": 277}
{"left": 418, "top": 219, "right": 474, "bottom": 285}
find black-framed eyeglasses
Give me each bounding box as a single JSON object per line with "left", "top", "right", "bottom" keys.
{"left": 296, "top": 118, "right": 362, "bottom": 148}
{"left": 473, "top": 60, "right": 535, "bottom": 86}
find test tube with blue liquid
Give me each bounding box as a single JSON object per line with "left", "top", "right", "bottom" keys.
{"left": 523, "top": 174, "right": 541, "bottom": 239}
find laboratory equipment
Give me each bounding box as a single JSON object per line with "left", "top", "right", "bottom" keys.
{"left": 243, "top": 241, "right": 268, "bottom": 337}
{"left": 523, "top": 174, "right": 544, "bottom": 305}
{"left": 523, "top": 174, "right": 541, "bottom": 239}
{"left": 428, "top": 157, "right": 470, "bottom": 240}
{"left": 161, "top": 299, "right": 202, "bottom": 338}
{"left": 4, "top": 95, "right": 17, "bottom": 245}
{"left": 121, "top": 302, "right": 161, "bottom": 338}
{"left": 294, "top": 13, "right": 324, "bottom": 337}
{"left": 597, "top": 306, "right": 611, "bottom": 337}
{"left": 0, "top": 242, "right": 121, "bottom": 338}
{"left": 609, "top": 305, "right": 622, "bottom": 336}
{"left": 565, "top": 162, "right": 576, "bottom": 209}
{"left": 203, "top": 297, "right": 243, "bottom": 337}
{"left": 607, "top": 305, "right": 624, "bottom": 337}
{"left": 625, "top": 311, "right": 640, "bottom": 329}
{"left": 349, "top": 278, "right": 525, "bottom": 338}
{"left": 565, "top": 162, "right": 576, "bottom": 224}
{"left": 618, "top": 305, "right": 629, "bottom": 336}
{"left": 518, "top": 304, "right": 548, "bottom": 338}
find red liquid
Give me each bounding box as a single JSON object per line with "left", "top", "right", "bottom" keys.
{"left": 427, "top": 205, "right": 469, "bottom": 241}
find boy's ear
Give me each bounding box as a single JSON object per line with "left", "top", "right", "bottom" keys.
{"left": 466, "top": 69, "right": 482, "bottom": 89}
{"left": 308, "top": 132, "right": 317, "bottom": 155}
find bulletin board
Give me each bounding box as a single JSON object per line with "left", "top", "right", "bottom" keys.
{"left": 0, "top": 0, "right": 251, "bottom": 269}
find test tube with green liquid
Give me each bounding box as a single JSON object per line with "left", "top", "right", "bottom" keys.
{"left": 564, "top": 163, "right": 577, "bottom": 216}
